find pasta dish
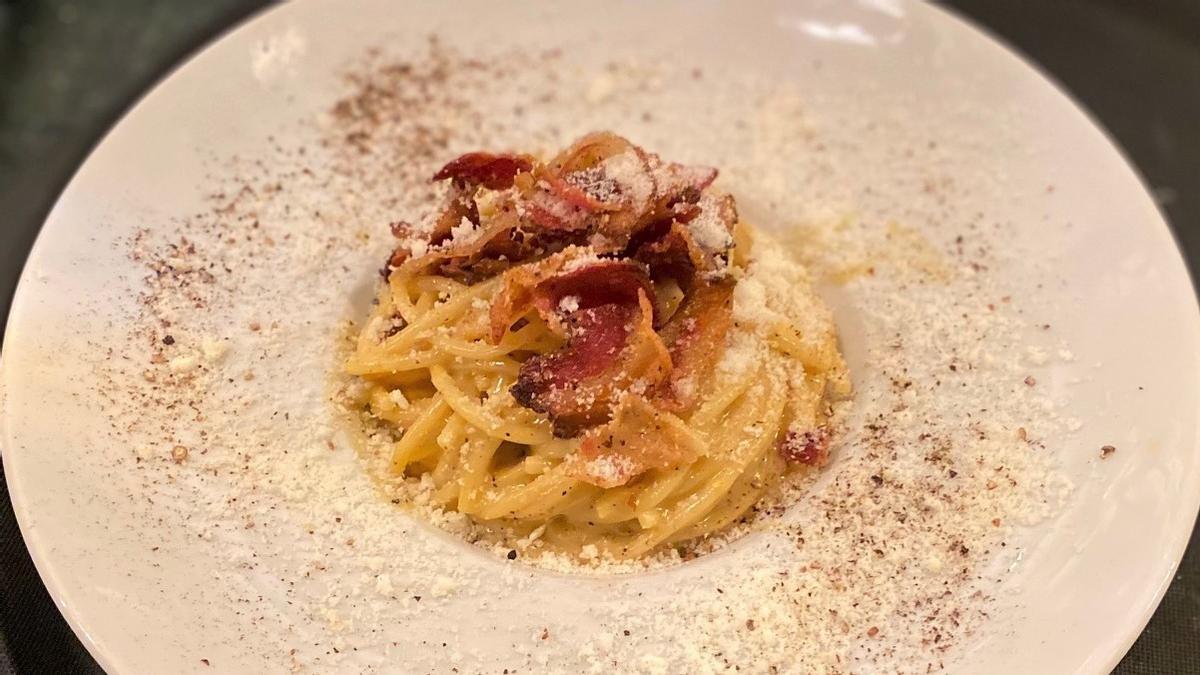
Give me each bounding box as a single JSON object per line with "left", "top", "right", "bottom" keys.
{"left": 344, "top": 132, "right": 849, "bottom": 559}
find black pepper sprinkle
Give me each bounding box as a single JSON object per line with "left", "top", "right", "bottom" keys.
{"left": 162, "top": 335, "right": 175, "bottom": 345}
{"left": 507, "top": 549, "right": 518, "bottom": 560}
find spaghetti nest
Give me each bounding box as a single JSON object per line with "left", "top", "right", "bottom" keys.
{"left": 345, "top": 132, "right": 849, "bottom": 559}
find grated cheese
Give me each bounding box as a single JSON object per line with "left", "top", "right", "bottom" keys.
{"left": 688, "top": 193, "right": 734, "bottom": 254}
{"left": 558, "top": 295, "right": 580, "bottom": 313}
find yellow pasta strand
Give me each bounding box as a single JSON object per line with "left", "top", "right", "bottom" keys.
{"left": 390, "top": 396, "right": 452, "bottom": 472}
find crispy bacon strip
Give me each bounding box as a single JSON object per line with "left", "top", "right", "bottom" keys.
{"left": 385, "top": 153, "right": 535, "bottom": 273}
{"left": 688, "top": 193, "right": 737, "bottom": 257}
{"left": 778, "top": 427, "right": 831, "bottom": 468}
{"left": 394, "top": 200, "right": 590, "bottom": 283}
{"left": 392, "top": 205, "right": 521, "bottom": 279}
{"left": 533, "top": 263, "right": 651, "bottom": 321}
{"left": 638, "top": 193, "right": 735, "bottom": 270}
{"left": 523, "top": 188, "right": 596, "bottom": 233}
{"left": 569, "top": 395, "right": 702, "bottom": 488}
{"left": 649, "top": 155, "right": 718, "bottom": 206}
{"left": 548, "top": 131, "right": 635, "bottom": 175}
{"left": 532, "top": 132, "right": 718, "bottom": 249}
{"left": 635, "top": 152, "right": 718, "bottom": 234}
{"left": 633, "top": 222, "right": 713, "bottom": 285}
{"left": 515, "top": 133, "right": 646, "bottom": 235}
{"left": 387, "top": 193, "right": 474, "bottom": 267}
{"left": 510, "top": 290, "right": 670, "bottom": 437}
{"left": 432, "top": 152, "right": 534, "bottom": 190}
{"left": 548, "top": 174, "right": 618, "bottom": 212}
{"left": 487, "top": 249, "right": 652, "bottom": 343}
{"left": 654, "top": 278, "right": 735, "bottom": 413}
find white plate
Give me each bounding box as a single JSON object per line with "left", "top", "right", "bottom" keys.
{"left": 3, "top": 1, "right": 1198, "bottom": 673}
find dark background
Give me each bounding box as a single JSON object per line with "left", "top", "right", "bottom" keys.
{"left": 1, "top": 1, "right": 1197, "bottom": 673}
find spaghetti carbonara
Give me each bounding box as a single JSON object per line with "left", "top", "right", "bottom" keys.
{"left": 344, "top": 132, "right": 849, "bottom": 559}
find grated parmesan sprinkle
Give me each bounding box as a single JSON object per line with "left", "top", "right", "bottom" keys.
{"left": 688, "top": 193, "right": 735, "bottom": 254}
{"left": 448, "top": 215, "right": 481, "bottom": 245}
{"left": 558, "top": 295, "right": 581, "bottom": 313}
{"left": 600, "top": 150, "right": 654, "bottom": 207}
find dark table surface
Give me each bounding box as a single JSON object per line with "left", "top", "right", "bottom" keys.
{"left": 1, "top": 1, "right": 1198, "bottom": 673}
